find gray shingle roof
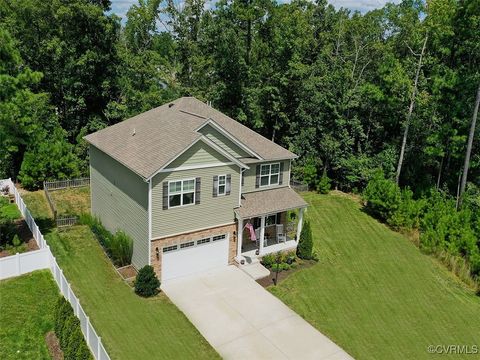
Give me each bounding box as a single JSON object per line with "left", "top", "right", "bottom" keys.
{"left": 234, "top": 187, "right": 307, "bottom": 219}
{"left": 84, "top": 97, "right": 296, "bottom": 179}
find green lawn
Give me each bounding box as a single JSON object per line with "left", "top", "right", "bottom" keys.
{"left": 20, "top": 190, "right": 54, "bottom": 233}
{"left": 0, "top": 271, "right": 60, "bottom": 359}
{"left": 45, "top": 226, "right": 218, "bottom": 360}
{"left": 270, "top": 192, "right": 480, "bottom": 360}
{"left": 0, "top": 197, "right": 21, "bottom": 220}
{"left": 21, "top": 190, "right": 218, "bottom": 359}
{"left": 50, "top": 187, "right": 90, "bottom": 216}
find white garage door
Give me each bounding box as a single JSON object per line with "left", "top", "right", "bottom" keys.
{"left": 162, "top": 234, "right": 229, "bottom": 281}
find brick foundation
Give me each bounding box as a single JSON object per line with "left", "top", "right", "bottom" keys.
{"left": 150, "top": 222, "right": 238, "bottom": 280}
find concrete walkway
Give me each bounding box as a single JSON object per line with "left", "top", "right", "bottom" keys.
{"left": 162, "top": 266, "right": 353, "bottom": 359}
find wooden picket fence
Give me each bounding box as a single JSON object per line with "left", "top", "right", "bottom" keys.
{"left": 44, "top": 177, "right": 90, "bottom": 191}
{"left": 43, "top": 177, "right": 90, "bottom": 227}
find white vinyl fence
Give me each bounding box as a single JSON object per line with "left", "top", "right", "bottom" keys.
{"left": 0, "top": 179, "right": 110, "bottom": 360}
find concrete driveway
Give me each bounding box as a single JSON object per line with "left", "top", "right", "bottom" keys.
{"left": 162, "top": 266, "right": 353, "bottom": 359}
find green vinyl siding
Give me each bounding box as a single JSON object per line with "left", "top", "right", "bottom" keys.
{"left": 168, "top": 140, "right": 231, "bottom": 169}
{"left": 89, "top": 145, "right": 149, "bottom": 269}
{"left": 198, "top": 124, "right": 250, "bottom": 159}
{"left": 242, "top": 160, "right": 290, "bottom": 193}
{"left": 151, "top": 165, "right": 240, "bottom": 238}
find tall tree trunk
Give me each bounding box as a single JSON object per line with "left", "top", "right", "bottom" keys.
{"left": 457, "top": 83, "right": 480, "bottom": 208}
{"left": 395, "top": 35, "right": 428, "bottom": 185}
{"left": 436, "top": 153, "right": 445, "bottom": 190}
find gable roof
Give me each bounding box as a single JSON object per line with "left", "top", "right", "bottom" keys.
{"left": 84, "top": 97, "right": 296, "bottom": 179}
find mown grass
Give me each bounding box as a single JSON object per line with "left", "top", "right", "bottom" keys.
{"left": 0, "top": 271, "right": 59, "bottom": 360}
{"left": 49, "top": 187, "right": 90, "bottom": 216}
{"left": 21, "top": 190, "right": 217, "bottom": 359}
{"left": 270, "top": 193, "right": 480, "bottom": 360}
{"left": 45, "top": 225, "right": 218, "bottom": 360}
{"left": 0, "top": 197, "right": 21, "bottom": 220}
{"left": 20, "top": 190, "right": 54, "bottom": 233}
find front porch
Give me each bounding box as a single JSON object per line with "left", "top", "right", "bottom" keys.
{"left": 234, "top": 187, "right": 307, "bottom": 262}
{"left": 239, "top": 214, "right": 300, "bottom": 260}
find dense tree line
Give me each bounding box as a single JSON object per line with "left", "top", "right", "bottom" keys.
{"left": 0, "top": 0, "right": 478, "bottom": 200}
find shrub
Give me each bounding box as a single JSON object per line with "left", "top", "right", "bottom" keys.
{"left": 111, "top": 230, "right": 133, "bottom": 267}
{"left": 297, "top": 220, "right": 313, "bottom": 259}
{"left": 316, "top": 175, "right": 331, "bottom": 194}
{"left": 12, "top": 234, "right": 20, "bottom": 247}
{"left": 363, "top": 171, "right": 401, "bottom": 222}
{"left": 54, "top": 297, "right": 71, "bottom": 340}
{"left": 135, "top": 265, "right": 160, "bottom": 297}
{"left": 261, "top": 253, "right": 276, "bottom": 268}
{"left": 80, "top": 214, "right": 132, "bottom": 266}
{"left": 388, "top": 188, "right": 425, "bottom": 229}
{"left": 0, "top": 219, "right": 15, "bottom": 246}
{"left": 54, "top": 297, "right": 92, "bottom": 359}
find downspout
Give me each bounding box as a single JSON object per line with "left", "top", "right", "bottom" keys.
{"left": 148, "top": 178, "right": 152, "bottom": 266}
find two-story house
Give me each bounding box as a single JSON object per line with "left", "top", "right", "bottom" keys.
{"left": 84, "top": 97, "right": 307, "bottom": 281}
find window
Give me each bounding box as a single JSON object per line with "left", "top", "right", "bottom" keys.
{"left": 266, "top": 214, "right": 277, "bottom": 226}
{"left": 260, "top": 163, "right": 280, "bottom": 187}
{"left": 168, "top": 179, "right": 195, "bottom": 208}
{"left": 197, "top": 238, "right": 211, "bottom": 245}
{"left": 218, "top": 175, "right": 226, "bottom": 196}
{"left": 212, "top": 234, "right": 226, "bottom": 241}
{"left": 180, "top": 241, "right": 195, "bottom": 249}
{"left": 163, "top": 245, "right": 178, "bottom": 253}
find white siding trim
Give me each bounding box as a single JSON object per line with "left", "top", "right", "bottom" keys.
{"left": 238, "top": 166, "right": 243, "bottom": 207}
{"left": 148, "top": 179, "right": 152, "bottom": 264}
{"left": 151, "top": 222, "right": 236, "bottom": 241}
{"left": 288, "top": 159, "right": 292, "bottom": 188}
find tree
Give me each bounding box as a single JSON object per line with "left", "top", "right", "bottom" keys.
{"left": 395, "top": 35, "right": 428, "bottom": 185}
{"left": 297, "top": 220, "right": 313, "bottom": 260}
{"left": 18, "top": 128, "right": 80, "bottom": 190}
{"left": 134, "top": 265, "right": 160, "bottom": 297}
{"left": 458, "top": 84, "right": 480, "bottom": 208}
{"left": 0, "top": 27, "right": 59, "bottom": 180}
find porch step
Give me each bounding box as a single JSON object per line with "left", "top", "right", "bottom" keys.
{"left": 236, "top": 260, "right": 270, "bottom": 280}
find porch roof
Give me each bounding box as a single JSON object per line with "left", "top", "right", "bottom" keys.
{"left": 234, "top": 187, "right": 307, "bottom": 219}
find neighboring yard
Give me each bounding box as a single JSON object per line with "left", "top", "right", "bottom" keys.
{"left": 22, "top": 189, "right": 218, "bottom": 360}
{"left": 0, "top": 196, "right": 37, "bottom": 256}
{"left": 0, "top": 271, "right": 59, "bottom": 359}
{"left": 270, "top": 192, "right": 480, "bottom": 360}
{"left": 49, "top": 187, "right": 90, "bottom": 216}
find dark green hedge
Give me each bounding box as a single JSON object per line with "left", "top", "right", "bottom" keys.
{"left": 54, "top": 297, "right": 92, "bottom": 360}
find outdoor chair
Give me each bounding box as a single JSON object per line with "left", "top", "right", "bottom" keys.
{"left": 276, "top": 224, "right": 287, "bottom": 243}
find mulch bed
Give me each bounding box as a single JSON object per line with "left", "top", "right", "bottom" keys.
{"left": 256, "top": 259, "right": 317, "bottom": 288}
{"left": 45, "top": 331, "right": 64, "bottom": 360}
{"left": 117, "top": 264, "right": 137, "bottom": 280}
{"left": 0, "top": 219, "right": 38, "bottom": 258}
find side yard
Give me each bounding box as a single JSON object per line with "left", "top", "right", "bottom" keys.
{"left": 22, "top": 191, "right": 218, "bottom": 360}
{"left": 270, "top": 193, "right": 480, "bottom": 360}
{"left": 49, "top": 187, "right": 90, "bottom": 217}
{"left": 0, "top": 271, "right": 59, "bottom": 359}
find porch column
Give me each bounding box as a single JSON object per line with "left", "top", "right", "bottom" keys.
{"left": 259, "top": 215, "right": 266, "bottom": 255}
{"left": 296, "top": 208, "right": 304, "bottom": 242}
{"left": 237, "top": 218, "right": 243, "bottom": 259}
